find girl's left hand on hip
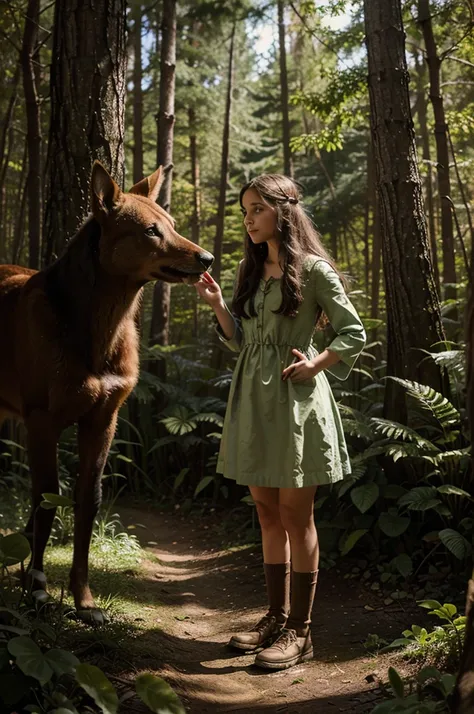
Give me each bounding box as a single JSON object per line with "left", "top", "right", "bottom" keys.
{"left": 282, "top": 349, "right": 318, "bottom": 382}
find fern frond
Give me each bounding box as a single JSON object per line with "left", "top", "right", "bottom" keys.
{"left": 370, "top": 418, "right": 440, "bottom": 451}
{"left": 386, "top": 377, "right": 460, "bottom": 430}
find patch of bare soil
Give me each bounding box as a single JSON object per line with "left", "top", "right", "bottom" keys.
{"left": 113, "top": 506, "right": 418, "bottom": 713}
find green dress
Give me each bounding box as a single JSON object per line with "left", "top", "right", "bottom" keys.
{"left": 216, "top": 256, "right": 366, "bottom": 488}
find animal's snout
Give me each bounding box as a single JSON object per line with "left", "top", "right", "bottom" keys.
{"left": 197, "top": 251, "right": 214, "bottom": 270}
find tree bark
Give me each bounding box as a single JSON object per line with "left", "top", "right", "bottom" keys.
{"left": 452, "top": 252, "right": 474, "bottom": 709}
{"left": 278, "top": 0, "right": 293, "bottom": 177}
{"left": 415, "top": 51, "right": 440, "bottom": 293}
{"left": 149, "top": 0, "right": 177, "bottom": 351}
{"left": 0, "top": 65, "right": 21, "bottom": 242}
{"left": 189, "top": 106, "right": 201, "bottom": 247}
{"left": 212, "top": 21, "right": 236, "bottom": 285}
{"left": 21, "top": 0, "right": 42, "bottom": 269}
{"left": 417, "top": 0, "right": 456, "bottom": 301}
{"left": 43, "top": 0, "right": 127, "bottom": 265}
{"left": 363, "top": 0, "right": 446, "bottom": 422}
{"left": 132, "top": 2, "right": 144, "bottom": 185}
{"left": 12, "top": 142, "right": 29, "bottom": 265}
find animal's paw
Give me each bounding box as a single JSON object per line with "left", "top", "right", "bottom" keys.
{"left": 75, "top": 607, "right": 108, "bottom": 626}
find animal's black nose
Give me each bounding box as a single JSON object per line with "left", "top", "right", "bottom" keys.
{"left": 197, "top": 251, "right": 214, "bottom": 269}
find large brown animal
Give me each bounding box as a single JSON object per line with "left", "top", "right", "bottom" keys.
{"left": 0, "top": 162, "right": 213, "bottom": 620}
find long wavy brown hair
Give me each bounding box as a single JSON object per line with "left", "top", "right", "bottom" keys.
{"left": 232, "top": 174, "right": 348, "bottom": 321}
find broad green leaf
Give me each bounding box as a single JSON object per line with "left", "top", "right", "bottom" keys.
{"left": 173, "top": 468, "right": 189, "bottom": 491}
{"left": 418, "top": 600, "right": 442, "bottom": 610}
{"left": 388, "top": 666, "right": 404, "bottom": 698}
{"left": 0, "top": 533, "right": 31, "bottom": 566}
{"left": 398, "top": 487, "right": 441, "bottom": 512}
{"left": 350, "top": 483, "right": 379, "bottom": 513}
{"left": 135, "top": 673, "right": 185, "bottom": 714}
{"left": 383, "top": 484, "right": 407, "bottom": 500}
{"left": 437, "top": 485, "right": 473, "bottom": 500}
{"left": 241, "top": 494, "right": 255, "bottom": 505}
{"left": 378, "top": 512, "right": 410, "bottom": 538}
{"left": 392, "top": 554, "right": 413, "bottom": 578}
{"left": 340, "top": 529, "right": 368, "bottom": 556}
{"left": 439, "top": 673, "right": 456, "bottom": 696}
{"left": 417, "top": 666, "right": 440, "bottom": 683}
{"left": 7, "top": 636, "right": 53, "bottom": 685}
{"left": 41, "top": 493, "right": 74, "bottom": 508}
{"left": 75, "top": 663, "right": 118, "bottom": 714}
{"left": 45, "top": 649, "right": 80, "bottom": 678}
{"left": 194, "top": 476, "right": 214, "bottom": 498}
{"left": 439, "top": 528, "right": 472, "bottom": 560}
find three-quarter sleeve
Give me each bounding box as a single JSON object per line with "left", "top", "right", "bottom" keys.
{"left": 311, "top": 259, "right": 366, "bottom": 381}
{"left": 214, "top": 263, "right": 243, "bottom": 353}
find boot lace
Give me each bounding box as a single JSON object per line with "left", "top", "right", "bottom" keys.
{"left": 271, "top": 627, "right": 297, "bottom": 652}
{"left": 251, "top": 614, "right": 277, "bottom": 635}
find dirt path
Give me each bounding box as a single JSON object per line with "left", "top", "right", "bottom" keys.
{"left": 114, "top": 505, "right": 415, "bottom": 713}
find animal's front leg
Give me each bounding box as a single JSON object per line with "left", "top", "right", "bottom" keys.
{"left": 24, "top": 410, "right": 59, "bottom": 583}
{"left": 70, "top": 408, "right": 118, "bottom": 622}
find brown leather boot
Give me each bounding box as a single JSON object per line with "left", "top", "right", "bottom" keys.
{"left": 255, "top": 570, "right": 318, "bottom": 669}
{"left": 228, "top": 562, "right": 290, "bottom": 651}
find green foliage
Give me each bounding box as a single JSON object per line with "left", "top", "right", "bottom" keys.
{"left": 371, "top": 664, "right": 453, "bottom": 712}
{"left": 0, "top": 532, "right": 184, "bottom": 713}
{"left": 315, "top": 342, "right": 472, "bottom": 577}
{"left": 382, "top": 600, "right": 465, "bottom": 668}
{"left": 135, "top": 673, "right": 186, "bottom": 714}
{"left": 371, "top": 596, "right": 468, "bottom": 713}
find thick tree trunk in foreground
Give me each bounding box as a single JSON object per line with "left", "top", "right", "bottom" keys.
{"left": 364, "top": 0, "right": 446, "bottom": 422}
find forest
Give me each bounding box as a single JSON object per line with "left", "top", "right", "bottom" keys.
{"left": 0, "top": 0, "right": 473, "bottom": 712}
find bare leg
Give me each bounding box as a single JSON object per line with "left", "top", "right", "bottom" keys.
{"left": 278, "top": 486, "right": 318, "bottom": 572}
{"left": 249, "top": 486, "right": 290, "bottom": 563}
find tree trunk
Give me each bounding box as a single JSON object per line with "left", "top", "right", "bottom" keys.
{"left": 363, "top": 0, "right": 446, "bottom": 422}
{"left": 212, "top": 21, "right": 236, "bottom": 285}
{"left": 0, "top": 125, "right": 15, "bottom": 256}
{"left": 149, "top": 0, "right": 177, "bottom": 353}
{"left": 189, "top": 107, "right": 201, "bottom": 247}
{"left": 21, "top": 0, "right": 42, "bottom": 269}
{"left": 12, "top": 142, "right": 29, "bottom": 264}
{"left": 43, "top": 0, "right": 127, "bottom": 265}
{"left": 452, "top": 252, "right": 474, "bottom": 710}
{"left": 0, "top": 65, "right": 20, "bottom": 241}
{"left": 189, "top": 106, "right": 201, "bottom": 338}
{"left": 417, "top": 0, "right": 456, "bottom": 301}
{"left": 370, "top": 192, "right": 382, "bottom": 346}
{"left": 415, "top": 51, "right": 440, "bottom": 293}
{"left": 363, "top": 144, "right": 372, "bottom": 296}
{"left": 132, "top": 2, "right": 144, "bottom": 185}
{"left": 278, "top": 0, "right": 293, "bottom": 177}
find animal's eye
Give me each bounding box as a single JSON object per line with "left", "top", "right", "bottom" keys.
{"left": 145, "top": 225, "right": 162, "bottom": 238}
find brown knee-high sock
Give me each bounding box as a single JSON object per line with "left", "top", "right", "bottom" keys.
{"left": 264, "top": 562, "right": 290, "bottom": 624}
{"left": 286, "top": 570, "right": 319, "bottom": 636}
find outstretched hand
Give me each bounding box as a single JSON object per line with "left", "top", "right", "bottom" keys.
{"left": 282, "top": 349, "right": 319, "bottom": 383}
{"left": 194, "top": 271, "right": 223, "bottom": 308}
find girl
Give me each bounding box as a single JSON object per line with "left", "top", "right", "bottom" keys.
{"left": 195, "top": 174, "right": 366, "bottom": 671}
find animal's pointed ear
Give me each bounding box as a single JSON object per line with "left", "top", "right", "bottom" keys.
{"left": 90, "top": 161, "right": 123, "bottom": 218}
{"left": 129, "top": 166, "right": 165, "bottom": 203}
